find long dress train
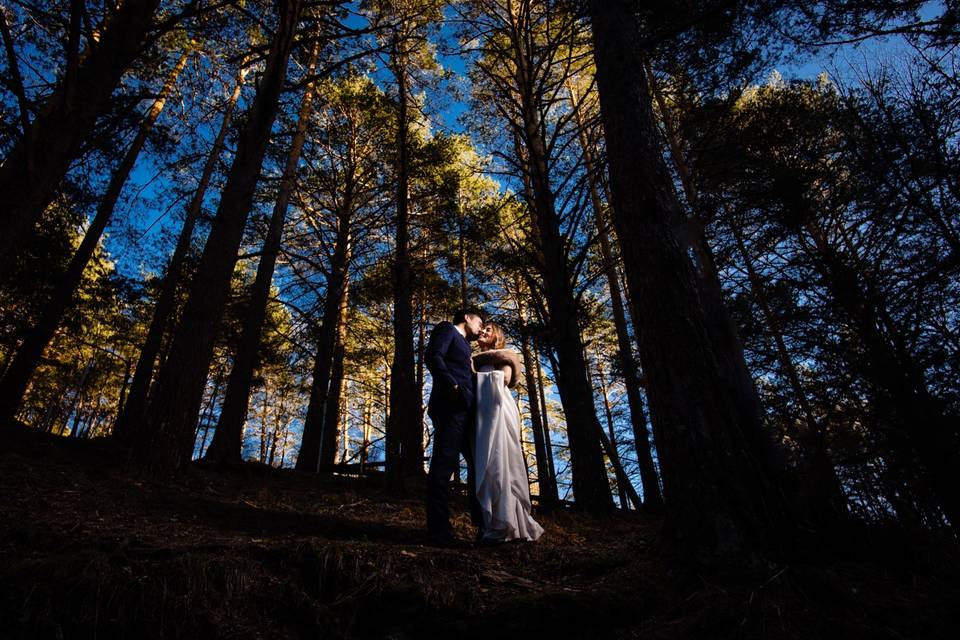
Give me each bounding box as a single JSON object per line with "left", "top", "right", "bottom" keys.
{"left": 472, "top": 366, "right": 544, "bottom": 542}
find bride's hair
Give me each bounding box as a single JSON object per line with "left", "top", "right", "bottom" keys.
{"left": 483, "top": 321, "right": 507, "bottom": 349}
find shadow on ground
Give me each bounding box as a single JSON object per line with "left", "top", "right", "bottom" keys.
{"left": 1, "top": 423, "right": 957, "bottom": 639}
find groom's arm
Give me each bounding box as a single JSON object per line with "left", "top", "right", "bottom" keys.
{"left": 424, "top": 323, "right": 459, "bottom": 393}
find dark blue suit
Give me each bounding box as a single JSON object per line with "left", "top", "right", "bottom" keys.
{"left": 424, "top": 321, "right": 482, "bottom": 535}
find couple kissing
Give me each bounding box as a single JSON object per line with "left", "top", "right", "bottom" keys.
{"left": 424, "top": 307, "right": 544, "bottom": 549}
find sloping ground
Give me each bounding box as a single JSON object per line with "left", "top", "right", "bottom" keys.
{"left": 1, "top": 424, "right": 957, "bottom": 639}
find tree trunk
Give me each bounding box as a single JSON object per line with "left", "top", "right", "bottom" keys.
{"left": 296, "top": 201, "right": 353, "bottom": 472}
{"left": 204, "top": 42, "right": 321, "bottom": 464}
{"left": 416, "top": 299, "right": 427, "bottom": 454}
{"left": 133, "top": 1, "right": 304, "bottom": 475}
{"left": 534, "top": 336, "right": 558, "bottom": 489}
{"left": 320, "top": 280, "right": 350, "bottom": 469}
{"left": 0, "top": 0, "right": 162, "bottom": 272}
{"left": 804, "top": 221, "right": 960, "bottom": 532}
{"left": 515, "top": 286, "right": 559, "bottom": 510}
{"left": 595, "top": 354, "right": 629, "bottom": 509}
{"left": 0, "top": 50, "right": 188, "bottom": 423}
{"left": 326, "top": 341, "right": 347, "bottom": 465}
{"left": 385, "top": 38, "right": 422, "bottom": 487}
{"left": 360, "top": 389, "right": 371, "bottom": 473}
{"left": 114, "top": 69, "right": 246, "bottom": 444}
{"left": 588, "top": 0, "right": 791, "bottom": 565}
{"left": 267, "top": 397, "right": 285, "bottom": 467}
{"left": 646, "top": 59, "right": 790, "bottom": 506}
{"left": 258, "top": 385, "right": 270, "bottom": 463}
{"left": 458, "top": 212, "right": 469, "bottom": 307}
{"left": 589, "top": 352, "right": 643, "bottom": 511}
{"left": 506, "top": 8, "right": 613, "bottom": 514}
{"left": 195, "top": 371, "right": 224, "bottom": 458}
{"left": 568, "top": 82, "right": 664, "bottom": 511}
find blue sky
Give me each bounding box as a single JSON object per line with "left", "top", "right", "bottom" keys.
{"left": 105, "top": 1, "right": 946, "bottom": 281}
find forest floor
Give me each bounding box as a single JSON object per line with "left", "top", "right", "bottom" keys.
{"left": 1, "top": 424, "right": 958, "bottom": 639}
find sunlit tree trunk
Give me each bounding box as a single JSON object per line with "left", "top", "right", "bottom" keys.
{"left": 360, "top": 389, "right": 372, "bottom": 473}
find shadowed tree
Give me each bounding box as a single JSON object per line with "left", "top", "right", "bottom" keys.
{"left": 134, "top": 1, "right": 306, "bottom": 475}
{"left": 567, "top": 77, "right": 663, "bottom": 511}
{"left": 588, "top": 0, "right": 792, "bottom": 565}
{"left": 456, "top": 0, "right": 615, "bottom": 513}
{"left": 0, "top": 0, "right": 172, "bottom": 273}
{"left": 113, "top": 65, "right": 249, "bottom": 444}
{"left": 0, "top": 47, "right": 190, "bottom": 424}
{"left": 203, "top": 40, "right": 323, "bottom": 464}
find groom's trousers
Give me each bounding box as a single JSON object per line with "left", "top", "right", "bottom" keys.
{"left": 426, "top": 407, "right": 484, "bottom": 535}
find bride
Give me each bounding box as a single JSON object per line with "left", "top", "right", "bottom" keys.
{"left": 470, "top": 321, "right": 544, "bottom": 544}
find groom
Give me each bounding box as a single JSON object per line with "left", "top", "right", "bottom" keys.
{"left": 424, "top": 307, "right": 485, "bottom": 548}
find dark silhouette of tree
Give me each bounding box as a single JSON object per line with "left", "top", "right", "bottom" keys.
{"left": 134, "top": 1, "right": 307, "bottom": 475}
{"left": 588, "top": 0, "right": 792, "bottom": 565}
{"left": 0, "top": 47, "right": 190, "bottom": 423}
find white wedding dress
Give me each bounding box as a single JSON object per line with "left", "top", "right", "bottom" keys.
{"left": 472, "top": 364, "right": 544, "bottom": 542}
